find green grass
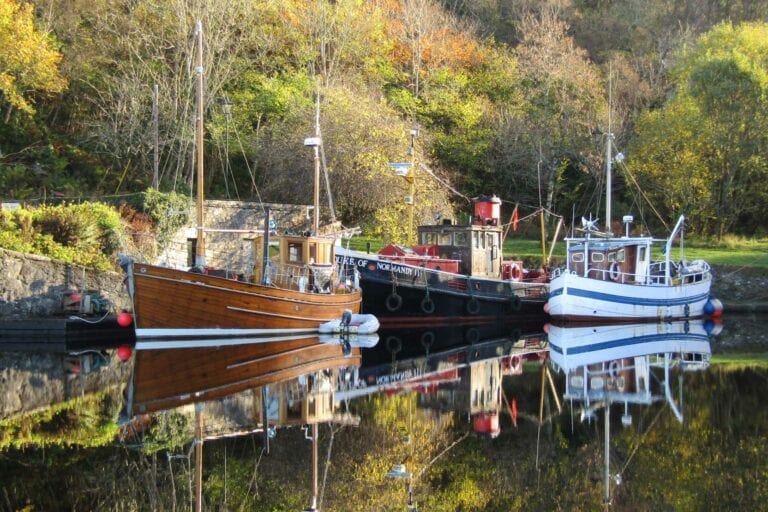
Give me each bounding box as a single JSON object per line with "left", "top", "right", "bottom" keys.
{"left": 348, "top": 235, "right": 768, "bottom": 268}
{"left": 711, "top": 353, "right": 768, "bottom": 368}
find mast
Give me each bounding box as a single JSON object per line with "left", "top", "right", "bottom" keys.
{"left": 195, "top": 20, "right": 206, "bottom": 267}
{"left": 605, "top": 69, "right": 613, "bottom": 235}
{"left": 313, "top": 92, "right": 321, "bottom": 234}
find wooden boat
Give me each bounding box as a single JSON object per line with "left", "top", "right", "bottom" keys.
{"left": 546, "top": 117, "right": 716, "bottom": 322}
{"left": 124, "top": 24, "right": 361, "bottom": 339}
{"left": 336, "top": 195, "right": 548, "bottom": 325}
{"left": 127, "top": 333, "right": 362, "bottom": 415}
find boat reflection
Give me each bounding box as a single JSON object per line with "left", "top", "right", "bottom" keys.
{"left": 546, "top": 319, "right": 715, "bottom": 507}
{"left": 338, "top": 322, "right": 548, "bottom": 437}
{"left": 127, "top": 332, "right": 367, "bottom": 416}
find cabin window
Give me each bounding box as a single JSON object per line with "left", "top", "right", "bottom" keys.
{"left": 473, "top": 232, "right": 483, "bottom": 249}
{"left": 638, "top": 246, "right": 646, "bottom": 261}
{"left": 288, "top": 242, "right": 303, "bottom": 263}
{"left": 440, "top": 232, "right": 452, "bottom": 245}
{"left": 591, "top": 252, "right": 605, "bottom": 263}
{"left": 454, "top": 232, "right": 468, "bottom": 246}
{"left": 309, "top": 243, "right": 317, "bottom": 263}
{"left": 422, "top": 233, "right": 436, "bottom": 245}
{"left": 607, "top": 250, "right": 624, "bottom": 262}
{"left": 571, "top": 252, "right": 584, "bottom": 263}
{"left": 486, "top": 233, "right": 497, "bottom": 248}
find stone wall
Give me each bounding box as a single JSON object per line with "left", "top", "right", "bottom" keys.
{"left": 0, "top": 248, "right": 130, "bottom": 320}
{"left": 152, "top": 200, "right": 312, "bottom": 274}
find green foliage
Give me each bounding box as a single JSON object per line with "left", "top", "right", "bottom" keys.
{"left": 630, "top": 22, "right": 768, "bottom": 237}
{"left": 138, "top": 188, "right": 192, "bottom": 253}
{"left": 140, "top": 411, "right": 191, "bottom": 455}
{"left": 0, "top": 390, "right": 120, "bottom": 450}
{"left": 0, "top": 203, "right": 122, "bottom": 270}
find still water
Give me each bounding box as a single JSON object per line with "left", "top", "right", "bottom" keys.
{"left": 1, "top": 314, "right": 765, "bottom": 511}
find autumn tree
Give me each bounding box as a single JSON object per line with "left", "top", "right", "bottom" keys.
{"left": 0, "top": 0, "right": 66, "bottom": 118}
{"left": 629, "top": 22, "right": 768, "bottom": 237}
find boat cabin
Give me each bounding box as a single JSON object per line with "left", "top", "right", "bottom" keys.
{"left": 415, "top": 196, "right": 505, "bottom": 278}
{"left": 565, "top": 237, "right": 652, "bottom": 284}
{"left": 251, "top": 234, "right": 340, "bottom": 292}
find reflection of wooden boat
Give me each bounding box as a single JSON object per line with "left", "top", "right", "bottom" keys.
{"left": 128, "top": 335, "right": 361, "bottom": 415}
{"left": 123, "top": 27, "right": 360, "bottom": 340}
{"left": 546, "top": 125, "right": 715, "bottom": 322}
{"left": 337, "top": 196, "right": 548, "bottom": 324}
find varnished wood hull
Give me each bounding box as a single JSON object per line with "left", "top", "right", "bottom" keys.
{"left": 130, "top": 263, "right": 362, "bottom": 337}
{"left": 130, "top": 336, "right": 360, "bottom": 414}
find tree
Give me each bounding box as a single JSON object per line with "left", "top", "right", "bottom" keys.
{"left": 629, "top": 22, "right": 768, "bottom": 237}
{"left": 0, "top": 0, "right": 66, "bottom": 118}
{"left": 500, "top": 4, "right": 606, "bottom": 220}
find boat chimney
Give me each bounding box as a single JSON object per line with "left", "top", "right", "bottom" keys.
{"left": 473, "top": 195, "right": 501, "bottom": 226}
{"left": 622, "top": 215, "right": 633, "bottom": 237}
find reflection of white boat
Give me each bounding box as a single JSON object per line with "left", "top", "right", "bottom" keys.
{"left": 548, "top": 320, "right": 711, "bottom": 373}
{"left": 319, "top": 333, "right": 380, "bottom": 348}
{"left": 548, "top": 320, "right": 712, "bottom": 423}
{"left": 548, "top": 319, "right": 714, "bottom": 506}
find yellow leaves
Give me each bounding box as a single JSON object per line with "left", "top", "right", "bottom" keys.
{"left": 0, "top": 0, "right": 67, "bottom": 114}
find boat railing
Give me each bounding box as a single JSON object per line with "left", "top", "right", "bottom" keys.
{"left": 265, "top": 260, "right": 359, "bottom": 294}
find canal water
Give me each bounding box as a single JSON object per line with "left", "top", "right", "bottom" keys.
{"left": 0, "top": 313, "right": 765, "bottom": 511}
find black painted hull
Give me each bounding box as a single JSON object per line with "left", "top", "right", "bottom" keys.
{"left": 339, "top": 253, "right": 548, "bottom": 326}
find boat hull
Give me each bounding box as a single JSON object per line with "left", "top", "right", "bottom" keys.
{"left": 547, "top": 270, "right": 712, "bottom": 322}
{"left": 130, "top": 335, "right": 360, "bottom": 414}
{"left": 548, "top": 320, "right": 712, "bottom": 371}
{"left": 130, "top": 263, "right": 361, "bottom": 337}
{"left": 336, "top": 251, "right": 547, "bottom": 324}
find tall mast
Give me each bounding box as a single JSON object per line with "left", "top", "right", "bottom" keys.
{"left": 605, "top": 69, "right": 612, "bottom": 234}
{"left": 312, "top": 91, "right": 321, "bottom": 234}
{"left": 195, "top": 21, "right": 206, "bottom": 266}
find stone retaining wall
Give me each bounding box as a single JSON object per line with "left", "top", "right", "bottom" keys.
{"left": 0, "top": 248, "right": 130, "bottom": 320}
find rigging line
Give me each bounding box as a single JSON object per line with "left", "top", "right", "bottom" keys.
{"left": 619, "top": 403, "right": 665, "bottom": 476}
{"left": 231, "top": 120, "right": 264, "bottom": 212}
{"left": 417, "top": 162, "right": 471, "bottom": 203}
{"left": 616, "top": 160, "right": 669, "bottom": 231}
{"left": 319, "top": 423, "right": 342, "bottom": 509}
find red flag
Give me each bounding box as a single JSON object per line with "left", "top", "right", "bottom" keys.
{"left": 511, "top": 205, "right": 519, "bottom": 232}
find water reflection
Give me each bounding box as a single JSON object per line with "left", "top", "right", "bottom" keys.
{"left": 547, "top": 320, "right": 714, "bottom": 507}
{"left": 3, "top": 315, "right": 767, "bottom": 511}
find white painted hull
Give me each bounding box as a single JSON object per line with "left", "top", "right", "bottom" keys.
{"left": 548, "top": 321, "right": 712, "bottom": 372}
{"left": 547, "top": 271, "right": 712, "bottom": 321}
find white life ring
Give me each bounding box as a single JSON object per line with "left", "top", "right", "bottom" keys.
{"left": 509, "top": 263, "right": 522, "bottom": 281}
{"left": 608, "top": 262, "right": 621, "bottom": 281}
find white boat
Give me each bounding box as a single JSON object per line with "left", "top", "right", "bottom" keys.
{"left": 546, "top": 116, "right": 716, "bottom": 322}
{"left": 318, "top": 310, "right": 380, "bottom": 335}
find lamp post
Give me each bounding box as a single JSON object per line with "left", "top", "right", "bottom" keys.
{"left": 388, "top": 127, "right": 419, "bottom": 244}
{"left": 386, "top": 464, "right": 417, "bottom": 511}
{"left": 220, "top": 96, "right": 233, "bottom": 198}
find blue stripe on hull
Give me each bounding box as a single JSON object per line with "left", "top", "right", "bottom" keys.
{"left": 550, "top": 331, "right": 711, "bottom": 355}
{"left": 562, "top": 286, "right": 710, "bottom": 307}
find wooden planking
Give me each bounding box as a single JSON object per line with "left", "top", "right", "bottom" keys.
{"left": 131, "top": 338, "right": 359, "bottom": 413}
{"left": 132, "top": 264, "right": 361, "bottom": 330}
